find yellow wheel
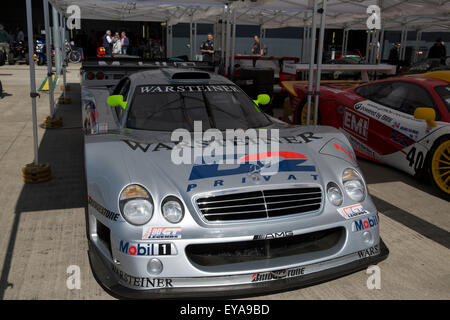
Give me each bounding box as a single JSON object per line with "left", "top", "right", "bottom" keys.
{"left": 298, "top": 100, "right": 319, "bottom": 125}
{"left": 430, "top": 138, "right": 450, "bottom": 197}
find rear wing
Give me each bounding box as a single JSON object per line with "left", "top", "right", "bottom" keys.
{"left": 81, "top": 57, "right": 214, "bottom": 87}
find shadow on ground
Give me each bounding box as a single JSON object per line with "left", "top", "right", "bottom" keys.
{"left": 0, "top": 83, "right": 87, "bottom": 299}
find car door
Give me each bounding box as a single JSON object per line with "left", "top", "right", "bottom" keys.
{"left": 352, "top": 80, "right": 439, "bottom": 175}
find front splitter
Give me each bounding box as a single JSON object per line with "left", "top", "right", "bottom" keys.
{"left": 88, "top": 239, "right": 389, "bottom": 300}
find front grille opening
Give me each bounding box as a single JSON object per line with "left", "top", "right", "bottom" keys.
{"left": 96, "top": 219, "right": 112, "bottom": 255}
{"left": 196, "top": 187, "right": 322, "bottom": 222}
{"left": 186, "top": 227, "right": 344, "bottom": 267}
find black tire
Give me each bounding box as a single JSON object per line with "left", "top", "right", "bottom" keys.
{"left": 297, "top": 99, "right": 321, "bottom": 125}
{"left": 8, "top": 54, "right": 15, "bottom": 65}
{"left": 70, "top": 51, "right": 81, "bottom": 63}
{"left": 0, "top": 52, "right": 5, "bottom": 66}
{"left": 25, "top": 53, "right": 29, "bottom": 65}
{"left": 38, "top": 57, "right": 44, "bottom": 66}
{"left": 427, "top": 135, "right": 450, "bottom": 200}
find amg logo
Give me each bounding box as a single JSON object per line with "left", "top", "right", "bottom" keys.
{"left": 253, "top": 231, "right": 294, "bottom": 240}
{"left": 357, "top": 244, "right": 380, "bottom": 259}
{"left": 343, "top": 109, "right": 369, "bottom": 140}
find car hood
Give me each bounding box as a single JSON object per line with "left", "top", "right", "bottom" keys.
{"left": 85, "top": 123, "right": 356, "bottom": 220}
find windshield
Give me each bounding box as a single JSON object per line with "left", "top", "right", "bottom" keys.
{"left": 126, "top": 84, "right": 272, "bottom": 131}
{"left": 435, "top": 85, "right": 450, "bottom": 113}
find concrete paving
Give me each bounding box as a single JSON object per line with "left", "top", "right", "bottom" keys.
{"left": 0, "top": 64, "right": 449, "bottom": 300}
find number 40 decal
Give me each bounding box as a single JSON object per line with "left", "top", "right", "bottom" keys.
{"left": 406, "top": 147, "right": 424, "bottom": 172}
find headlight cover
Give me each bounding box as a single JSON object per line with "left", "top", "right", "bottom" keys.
{"left": 119, "top": 184, "right": 153, "bottom": 225}
{"left": 327, "top": 182, "right": 343, "bottom": 206}
{"left": 342, "top": 168, "right": 366, "bottom": 202}
{"left": 161, "top": 196, "right": 184, "bottom": 224}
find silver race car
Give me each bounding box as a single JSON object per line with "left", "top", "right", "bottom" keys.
{"left": 81, "top": 59, "right": 388, "bottom": 299}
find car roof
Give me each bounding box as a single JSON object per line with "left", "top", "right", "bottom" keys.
{"left": 362, "top": 74, "right": 449, "bottom": 88}
{"left": 128, "top": 68, "right": 234, "bottom": 86}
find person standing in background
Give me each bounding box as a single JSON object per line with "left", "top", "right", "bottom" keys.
{"left": 200, "top": 33, "right": 214, "bottom": 64}
{"left": 388, "top": 42, "right": 400, "bottom": 65}
{"left": 121, "top": 32, "right": 129, "bottom": 54}
{"left": 428, "top": 38, "right": 447, "bottom": 64}
{"left": 16, "top": 26, "right": 24, "bottom": 43}
{"left": 102, "top": 30, "right": 112, "bottom": 55}
{"left": 251, "top": 35, "right": 263, "bottom": 55}
{"left": 112, "top": 34, "right": 122, "bottom": 55}
{"left": 0, "top": 25, "right": 10, "bottom": 57}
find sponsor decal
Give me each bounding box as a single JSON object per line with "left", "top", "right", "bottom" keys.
{"left": 337, "top": 204, "right": 370, "bottom": 219}
{"left": 142, "top": 227, "right": 182, "bottom": 239}
{"left": 391, "top": 129, "right": 415, "bottom": 147}
{"left": 334, "top": 143, "right": 355, "bottom": 162}
{"left": 88, "top": 196, "right": 120, "bottom": 221}
{"left": 347, "top": 134, "right": 378, "bottom": 160}
{"left": 139, "top": 85, "right": 241, "bottom": 94}
{"left": 343, "top": 109, "right": 370, "bottom": 140}
{"left": 352, "top": 215, "right": 379, "bottom": 232}
{"left": 253, "top": 231, "right": 294, "bottom": 240}
{"left": 122, "top": 132, "right": 323, "bottom": 153}
{"left": 354, "top": 102, "right": 393, "bottom": 125}
{"left": 251, "top": 266, "right": 305, "bottom": 282}
{"left": 119, "top": 240, "right": 174, "bottom": 256}
{"left": 357, "top": 244, "right": 380, "bottom": 259}
{"left": 189, "top": 151, "right": 316, "bottom": 181}
{"left": 111, "top": 264, "right": 173, "bottom": 288}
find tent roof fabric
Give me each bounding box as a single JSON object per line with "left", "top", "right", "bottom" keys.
{"left": 49, "top": 0, "right": 450, "bottom": 31}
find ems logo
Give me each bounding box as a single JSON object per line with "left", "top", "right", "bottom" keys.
{"left": 352, "top": 215, "right": 379, "bottom": 232}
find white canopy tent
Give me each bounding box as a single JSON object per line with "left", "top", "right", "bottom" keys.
{"left": 46, "top": 0, "right": 450, "bottom": 32}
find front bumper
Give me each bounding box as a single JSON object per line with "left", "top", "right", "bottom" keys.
{"left": 88, "top": 238, "right": 389, "bottom": 299}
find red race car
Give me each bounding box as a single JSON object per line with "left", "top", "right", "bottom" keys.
{"left": 283, "top": 73, "right": 450, "bottom": 197}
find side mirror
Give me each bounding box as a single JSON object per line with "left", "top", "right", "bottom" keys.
{"left": 253, "top": 94, "right": 271, "bottom": 106}
{"left": 414, "top": 107, "right": 436, "bottom": 127}
{"left": 107, "top": 95, "right": 127, "bottom": 110}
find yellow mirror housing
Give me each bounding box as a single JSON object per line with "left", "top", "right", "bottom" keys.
{"left": 107, "top": 95, "right": 128, "bottom": 110}
{"left": 414, "top": 107, "right": 436, "bottom": 127}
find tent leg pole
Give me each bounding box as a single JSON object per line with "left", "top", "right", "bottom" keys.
{"left": 189, "top": 22, "right": 193, "bottom": 61}
{"left": 26, "top": 0, "right": 39, "bottom": 166}
{"left": 43, "top": 0, "right": 55, "bottom": 117}
{"left": 221, "top": 7, "right": 225, "bottom": 62}
{"left": 313, "top": 0, "right": 327, "bottom": 126}
{"left": 194, "top": 23, "right": 197, "bottom": 60}
{"left": 230, "top": 9, "right": 236, "bottom": 77}
{"left": 52, "top": 7, "right": 61, "bottom": 76}
{"left": 306, "top": 0, "right": 318, "bottom": 125}
{"left": 378, "top": 29, "right": 385, "bottom": 63}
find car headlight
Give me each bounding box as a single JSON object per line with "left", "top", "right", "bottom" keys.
{"left": 327, "top": 182, "right": 343, "bottom": 206}
{"left": 119, "top": 184, "right": 153, "bottom": 225}
{"left": 161, "top": 196, "right": 184, "bottom": 224}
{"left": 342, "top": 168, "right": 366, "bottom": 202}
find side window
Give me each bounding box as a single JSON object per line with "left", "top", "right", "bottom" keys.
{"left": 356, "top": 81, "right": 437, "bottom": 117}
{"left": 112, "top": 78, "right": 131, "bottom": 121}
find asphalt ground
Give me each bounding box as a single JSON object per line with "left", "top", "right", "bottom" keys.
{"left": 0, "top": 64, "right": 448, "bottom": 300}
